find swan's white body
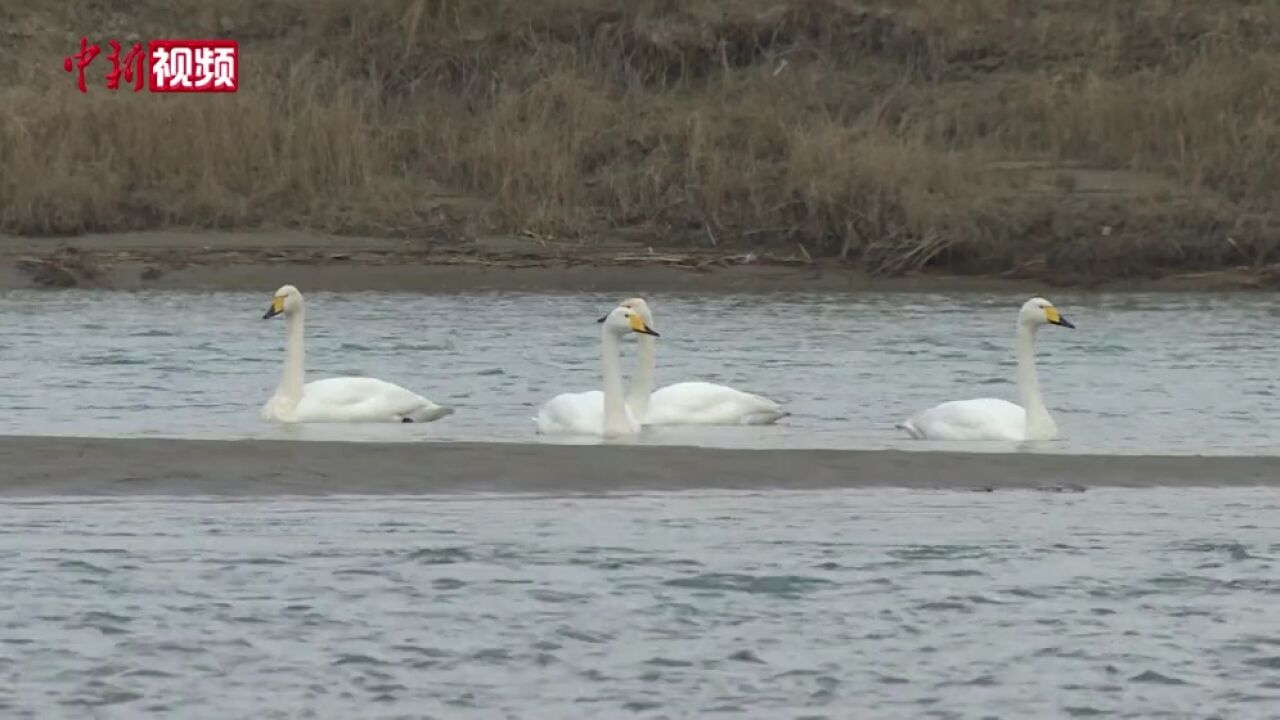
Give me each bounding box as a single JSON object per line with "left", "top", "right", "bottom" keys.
{"left": 899, "top": 398, "right": 1028, "bottom": 441}
{"left": 899, "top": 297, "right": 1073, "bottom": 442}
{"left": 262, "top": 377, "right": 452, "bottom": 424}
{"left": 261, "top": 285, "right": 452, "bottom": 424}
{"left": 534, "top": 305, "right": 657, "bottom": 437}
{"left": 621, "top": 298, "right": 787, "bottom": 426}
{"left": 534, "top": 389, "right": 641, "bottom": 436}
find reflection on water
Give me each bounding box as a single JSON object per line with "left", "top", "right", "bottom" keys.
{"left": 0, "top": 289, "right": 1276, "bottom": 455}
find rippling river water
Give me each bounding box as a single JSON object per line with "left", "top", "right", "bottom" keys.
{"left": 0, "top": 289, "right": 1276, "bottom": 454}
{"left": 4, "top": 489, "right": 1280, "bottom": 718}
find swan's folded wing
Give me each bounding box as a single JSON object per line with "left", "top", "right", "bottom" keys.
{"left": 905, "top": 398, "right": 1025, "bottom": 441}
{"left": 297, "top": 377, "right": 436, "bottom": 422}
{"left": 647, "top": 381, "right": 786, "bottom": 425}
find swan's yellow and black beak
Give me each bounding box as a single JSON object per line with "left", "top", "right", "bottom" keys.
{"left": 1045, "top": 306, "right": 1075, "bottom": 329}
{"left": 262, "top": 296, "right": 285, "bottom": 320}
{"left": 628, "top": 313, "right": 660, "bottom": 337}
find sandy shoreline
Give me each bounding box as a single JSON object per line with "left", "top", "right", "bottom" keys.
{"left": 0, "top": 435, "right": 1276, "bottom": 497}
{"left": 2, "top": 231, "right": 1276, "bottom": 294}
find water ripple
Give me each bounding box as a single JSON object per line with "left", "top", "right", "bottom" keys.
{"left": 2, "top": 483, "right": 1280, "bottom": 716}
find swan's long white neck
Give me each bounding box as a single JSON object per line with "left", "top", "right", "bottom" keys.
{"left": 601, "top": 328, "right": 630, "bottom": 436}
{"left": 628, "top": 334, "right": 656, "bottom": 421}
{"left": 1015, "top": 321, "right": 1056, "bottom": 439}
{"left": 277, "top": 308, "right": 306, "bottom": 404}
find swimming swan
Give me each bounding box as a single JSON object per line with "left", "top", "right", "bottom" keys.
{"left": 534, "top": 304, "right": 660, "bottom": 437}
{"left": 898, "top": 297, "right": 1074, "bottom": 441}
{"left": 607, "top": 297, "right": 787, "bottom": 426}
{"left": 260, "top": 284, "right": 453, "bottom": 424}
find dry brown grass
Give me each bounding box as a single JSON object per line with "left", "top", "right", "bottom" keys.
{"left": 2, "top": 0, "right": 1278, "bottom": 279}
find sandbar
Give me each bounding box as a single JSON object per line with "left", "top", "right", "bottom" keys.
{"left": 0, "top": 435, "right": 1276, "bottom": 497}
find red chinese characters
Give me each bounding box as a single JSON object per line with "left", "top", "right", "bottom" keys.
{"left": 105, "top": 40, "right": 147, "bottom": 92}
{"left": 63, "top": 37, "right": 102, "bottom": 94}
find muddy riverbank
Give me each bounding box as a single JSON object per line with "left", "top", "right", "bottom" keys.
{"left": 4, "top": 231, "right": 1277, "bottom": 294}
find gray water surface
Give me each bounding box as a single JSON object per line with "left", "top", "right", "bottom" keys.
{"left": 3, "top": 489, "right": 1279, "bottom": 718}
{"left": 0, "top": 289, "right": 1276, "bottom": 454}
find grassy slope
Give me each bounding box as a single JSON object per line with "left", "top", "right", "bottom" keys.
{"left": 2, "top": 0, "right": 1278, "bottom": 282}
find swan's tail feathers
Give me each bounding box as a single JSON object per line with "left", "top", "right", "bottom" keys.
{"left": 897, "top": 418, "right": 924, "bottom": 439}
{"left": 410, "top": 405, "right": 454, "bottom": 423}
{"left": 742, "top": 406, "right": 789, "bottom": 426}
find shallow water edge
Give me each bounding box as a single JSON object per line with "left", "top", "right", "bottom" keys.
{"left": 1, "top": 435, "right": 1277, "bottom": 497}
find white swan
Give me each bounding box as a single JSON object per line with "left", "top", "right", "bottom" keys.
{"left": 898, "top": 297, "right": 1075, "bottom": 441}
{"left": 260, "top": 284, "right": 453, "bottom": 424}
{"left": 607, "top": 297, "right": 787, "bottom": 426}
{"left": 534, "top": 304, "right": 660, "bottom": 437}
